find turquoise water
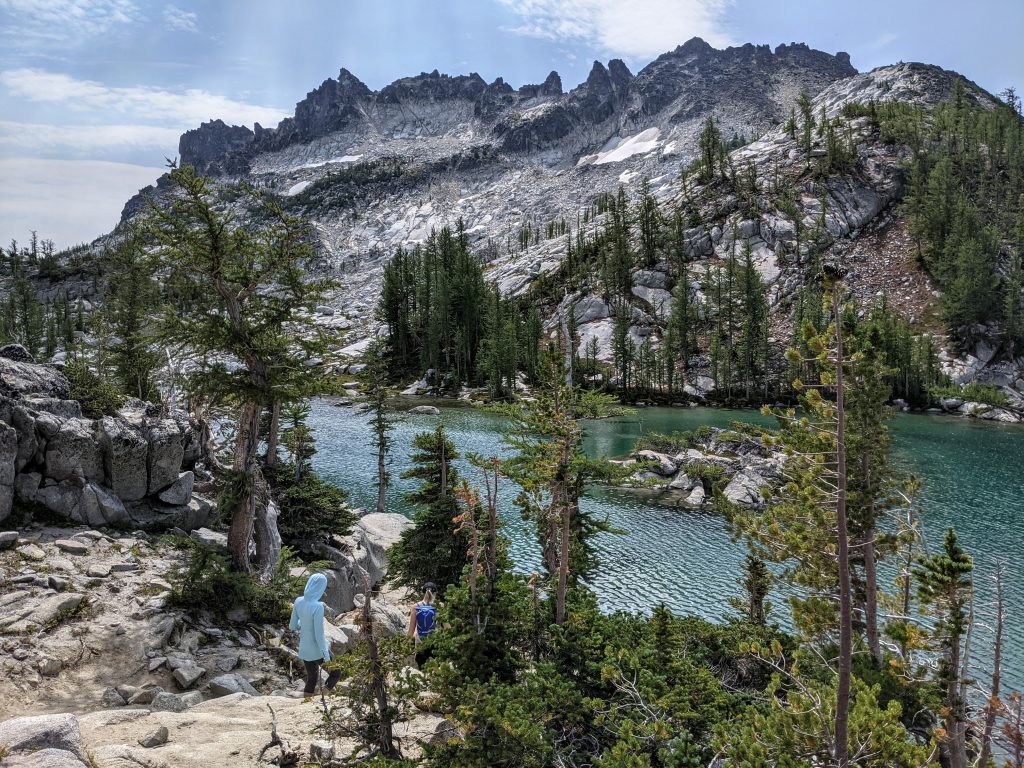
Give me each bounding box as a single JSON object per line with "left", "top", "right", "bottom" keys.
{"left": 308, "top": 400, "right": 1024, "bottom": 694}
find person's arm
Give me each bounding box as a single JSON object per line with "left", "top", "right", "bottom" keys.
{"left": 314, "top": 603, "right": 330, "bottom": 662}
{"left": 288, "top": 600, "right": 300, "bottom": 632}
{"left": 407, "top": 604, "right": 418, "bottom": 639}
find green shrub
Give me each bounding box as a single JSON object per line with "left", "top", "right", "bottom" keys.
{"left": 929, "top": 382, "right": 1010, "bottom": 407}
{"left": 685, "top": 463, "right": 726, "bottom": 492}
{"left": 169, "top": 540, "right": 315, "bottom": 623}
{"left": 267, "top": 465, "right": 356, "bottom": 545}
{"left": 65, "top": 359, "right": 125, "bottom": 418}
{"left": 636, "top": 430, "right": 695, "bottom": 455}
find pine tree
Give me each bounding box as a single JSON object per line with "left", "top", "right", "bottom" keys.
{"left": 101, "top": 227, "right": 162, "bottom": 401}
{"left": 495, "top": 343, "right": 624, "bottom": 625}
{"left": 388, "top": 425, "right": 468, "bottom": 592}
{"left": 915, "top": 528, "right": 974, "bottom": 768}
{"left": 365, "top": 341, "right": 394, "bottom": 514}
{"left": 636, "top": 177, "right": 661, "bottom": 268}
{"left": 148, "top": 164, "right": 336, "bottom": 575}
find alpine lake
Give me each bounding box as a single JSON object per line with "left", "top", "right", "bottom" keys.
{"left": 308, "top": 398, "right": 1024, "bottom": 694}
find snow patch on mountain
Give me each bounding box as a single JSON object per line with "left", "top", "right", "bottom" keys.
{"left": 578, "top": 128, "right": 661, "bottom": 167}
{"left": 294, "top": 154, "right": 363, "bottom": 170}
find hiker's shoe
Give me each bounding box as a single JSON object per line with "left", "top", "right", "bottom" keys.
{"left": 325, "top": 669, "right": 342, "bottom": 691}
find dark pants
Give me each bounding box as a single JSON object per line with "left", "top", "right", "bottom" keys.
{"left": 302, "top": 660, "right": 341, "bottom": 695}
{"left": 415, "top": 638, "right": 433, "bottom": 669}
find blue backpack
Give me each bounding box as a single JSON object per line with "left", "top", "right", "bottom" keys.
{"left": 415, "top": 603, "right": 437, "bottom": 637}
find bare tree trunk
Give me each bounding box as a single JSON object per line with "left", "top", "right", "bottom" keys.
{"left": 253, "top": 495, "right": 282, "bottom": 581}
{"left": 555, "top": 488, "right": 570, "bottom": 626}
{"left": 948, "top": 590, "right": 973, "bottom": 768}
{"left": 265, "top": 400, "right": 281, "bottom": 469}
{"left": 359, "top": 567, "right": 399, "bottom": 759}
{"left": 228, "top": 400, "right": 262, "bottom": 572}
{"left": 899, "top": 507, "right": 917, "bottom": 663}
{"left": 862, "top": 524, "right": 882, "bottom": 666}
{"left": 376, "top": 440, "right": 387, "bottom": 514}
{"left": 978, "top": 566, "right": 1004, "bottom": 768}
{"left": 483, "top": 460, "right": 499, "bottom": 599}
{"left": 834, "top": 296, "right": 851, "bottom": 768}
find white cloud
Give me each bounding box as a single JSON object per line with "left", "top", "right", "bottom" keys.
{"left": 0, "top": 68, "right": 288, "bottom": 128}
{"left": 869, "top": 32, "right": 898, "bottom": 50}
{"left": 162, "top": 3, "right": 197, "bottom": 33}
{"left": 0, "top": 157, "right": 162, "bottom": 248}
{"left": 496, "top": 0, "right": 731, "bottom": 60}
{"left": 0, "top": 120, "right": 181, "bottom": 152}
{"left": 0, "top": 0, "right": 139, "bottom": 42}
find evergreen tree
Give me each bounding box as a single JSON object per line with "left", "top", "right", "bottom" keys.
{"left": 388, "top": 425, "right": 468, "bottom": 592}
{"left": 915, "top": 528, "right": 974, "bottom": 768}
{"left": 101, "top": 227, "right": 162, "bottom": 401}
{"left": 496, "top": 343, "right": 624, "bottom": 625}
{"left": 148, "top": 164, "right": 336, "bottom": 575}
{"left": 365, "top": 341, "right": 395, "bottom": 515}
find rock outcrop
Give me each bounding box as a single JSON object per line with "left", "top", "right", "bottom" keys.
{"left": 309, "top": 512, "right": 413, "bottom": 613}
{"left": 618, "top": 426, "right": 783, "bottom": 509}
{"left": 0, "top": 350, "right": 208, "bottom": 529}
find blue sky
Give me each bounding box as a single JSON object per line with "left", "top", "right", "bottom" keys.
{"left": 1, "top": 0, "right": 1022, "bottom": 248}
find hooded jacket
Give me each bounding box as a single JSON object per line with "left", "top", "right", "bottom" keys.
{"left": 289, "top": 573, "right": 330, "bottom": 662}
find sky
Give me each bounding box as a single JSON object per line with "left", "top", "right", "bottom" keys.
{"left": 1, "top": 0, "right": 1022, "bottom": 249}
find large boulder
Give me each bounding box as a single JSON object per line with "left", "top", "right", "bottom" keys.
{"left": 0, "top": 421, "right": 16, "bottom": 521}
{"left": 0, "top": 591, "right": 85, "bottom": 633}
{"left": 77, "top": 482, "right": 131, "bottom": 527}
{"left": 35, "top": 481, "right": 86, "bottom": 521}
{"left": 634, "top": 450, "right": 678, "bottom": 477}
{"left": 323, "top": 622, "right": 361, "bottom": 656}
{"left": 2, "top": 747, "right": 89, "bottom": 766}
{"left": 98, "top": 416, "right": 149, "bottom": 501}
{"left": 207, "top": 673, "right": 258, "bottom": 697}
{"left": 370, "top": 600, "right": 409, "bottom": 637}
{"left": 146, "top": 420, "right": 185, "bottom": 494}
{"left": 0, "top": 421, "right": 17, "bottom": 486}
{"left": 44, "top": 418, "right": 104, "bottom": 483}
{"left": 357, "top": 513, "right": 413, "bottom": 551}
{"left": 158, "top": 471, "right": 194, "bottom": 505}
{"left": 0, "top": 357, "right": 70, "bottom": 399}
{"left": 311, "top": 514, "right": 412, "bottom": 614}
{"left": 0, "top": 713, "right": 89, "bottom": 763}
{"left": 126, "top": 495, "right": 214, "bottom": 532}
{"left": 9, "top": 406, "right": 38, "bottom": 472}
{"left": 723, "top": 470, "right": 768, "bottom": 507}
{"left": 573, "top": 294, "right": 612, "bottom": 324}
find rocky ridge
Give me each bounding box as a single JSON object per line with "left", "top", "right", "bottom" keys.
{"left": 0, "top": 346, "right": 214, "bottom": 529}
{"left": 63, "top": 40, "right": 1024, "bottom": 412}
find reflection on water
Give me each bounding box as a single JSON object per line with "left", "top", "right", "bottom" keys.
{"left": 309, "top": 400, "right": 1024, "bottom": 693}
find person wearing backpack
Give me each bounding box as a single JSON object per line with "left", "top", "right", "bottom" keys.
{"left": 407, "top": 581, "right": 438, "bottom": 668}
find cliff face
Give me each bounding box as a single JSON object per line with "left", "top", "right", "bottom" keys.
{"left": 178, "top": 119, "right": 255, "bottom": 175}
{"left": 168, "top": 37, "right": 857, "bottom": 175}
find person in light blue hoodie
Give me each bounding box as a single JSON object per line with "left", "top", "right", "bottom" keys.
{"left": 289, "top": 573, "right": 341, "bottom": 699}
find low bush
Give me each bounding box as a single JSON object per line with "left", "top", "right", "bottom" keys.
{"left": 636, "top": 430, "right": 696, "bottom": 455}
{"left": 929, "top": 382, "right": 1010, "bottom": 407}
{"left": 65, "top": 359, "right": 125, "bottom": 418}
{"left": 266, "top": 465, "right": 356, "bottom": 545}
{"left": 169, "top": 540, "right": 316, "bottom": 623}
